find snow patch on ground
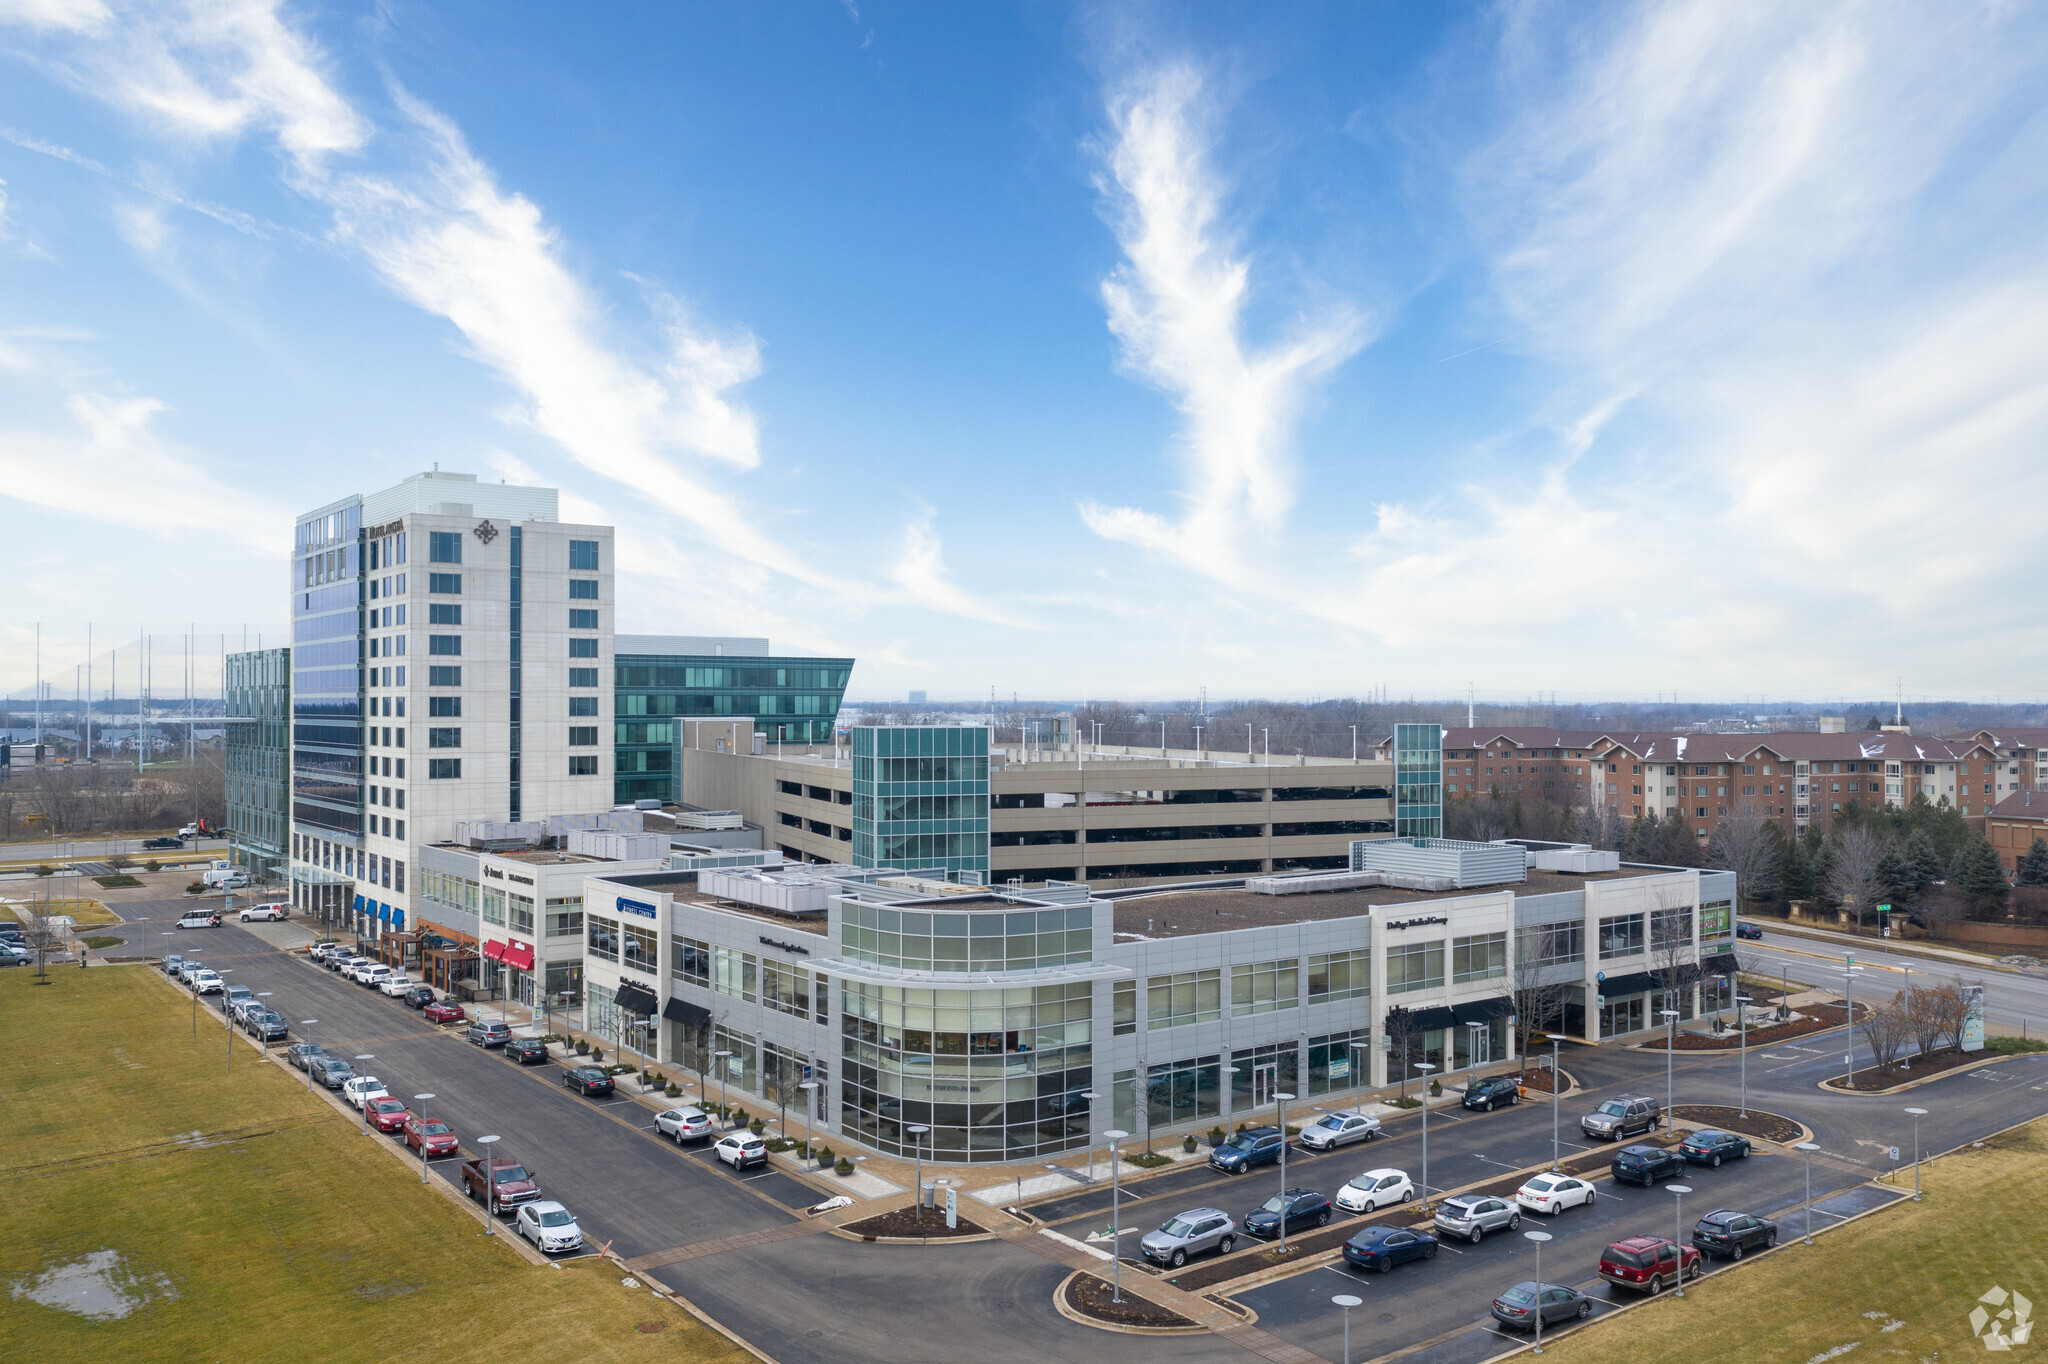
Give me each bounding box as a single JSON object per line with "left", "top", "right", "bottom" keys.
{"left": 10, "top": 1249, "right": 176, "bottom": 1321}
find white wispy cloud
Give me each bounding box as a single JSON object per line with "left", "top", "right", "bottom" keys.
{"left": 887, "top": 506, "right": 1026, "bottom": 626}
{"left": 1080, "top": 63, "right": 1366, "bottom": 583}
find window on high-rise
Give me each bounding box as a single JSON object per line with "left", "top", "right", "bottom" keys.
{"left": 568, "top": 697, "right": 598, "bottom": 716}
{"left": 428, "top": 728, "right": 461, "bottom": 748}
{"left": 429, "top": 572, "right": 460, "bottom": 594}
{"left": 569, "top": 609, "right": 598, "bottom": 629}
{"left": 428, "top": 696, "right": 461, "bottom": 717}
{"left": 429, "top": 604, "right": 461, "bottom": 625}
{"left": 568, "top": 755, "right": 599, "bottom": 775}
{"left": 569, "top": 638, "right": 598, "bottom": 658}
{"left": 428, "top": 666, "right": 461, "bottom": 686}
{"left": 428, "top": 635, "right": 461, "bottom": 655}
{"left": 427, "top": 758, "right": 461, "bottom": 779}
{"left": 568, "top": 727, "right": 598, "bottom": 746}
{"left": 569, "top": 579, "right": 598, "bottom": 599}
{"left": 568, "top": 668, "right": 598, "bottom": 687}
{"left": 429, "top": 532, "right": 462, "bottom": 564}
{"left": 569, "top": 540, "right": 599, "bottom": 570}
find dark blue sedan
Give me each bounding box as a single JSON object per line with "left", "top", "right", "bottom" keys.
{"left": 1342, "top": 1224, "right": 1438, "bottom": 1273}
{"left": 1679, "top": 1129, "right": 1751, "bottom": 1166}
{"left": 1244, "top": 1189, "right": 1332, "bottom": 1239}
{"left": 1209, "top": 1126, "right": 1287, "bottom": 1175}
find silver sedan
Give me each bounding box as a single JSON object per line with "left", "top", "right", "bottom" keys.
{"left": 1298, "top": 1110, "right": 1381, "bottom": 1151}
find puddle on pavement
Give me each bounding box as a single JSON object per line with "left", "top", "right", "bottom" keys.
{"left": 10, "top": 1249, "right": 177, "bottom": 1321}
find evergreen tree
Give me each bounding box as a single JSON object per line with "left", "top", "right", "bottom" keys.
{"left": 1624, "top": 813, "right": 1657, "bottom": 862}
{"left": 2017, "top": 837, "right": 2048, "bottom": 888}
{"left": 1957, "top": 834, "right": 2008, "bottom": 899}
{"left": 1658, "top": 811, "right": 1703, "bottom": 868}
{"left": 1876, "top": 844, "right": 1912, "bottom": 907}
{"left": 1778, "top": 835, "right": 1814, "bottom": 900}
{"left": 1904, "top": 830, "right": 1943, "bottom": 895}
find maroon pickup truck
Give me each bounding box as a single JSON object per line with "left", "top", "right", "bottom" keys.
{"left": 459, "top": 1156, "right": 540, "bottom": 1214}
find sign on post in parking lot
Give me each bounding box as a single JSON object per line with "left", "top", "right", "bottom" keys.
{"left": 945, "top": 1187, "right": 957, "bottom": 1230}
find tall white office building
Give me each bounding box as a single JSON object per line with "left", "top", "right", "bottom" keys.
{"left": 288, "top": 471, "right": 615, "bottom": 939}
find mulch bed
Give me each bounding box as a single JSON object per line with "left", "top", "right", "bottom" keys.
{"left": 1822, "top": 1046, "right": 1987, "bottom": 1092}
{"left": 841, "top": 1205, "right": 987, "bottom": 1239}
{"left": 1063, "top": 1272, "right": 1194, "bottom": 1329}
{"left": 1642, "top": 1002, "right": 1866, "bottom": 1051}
{"left": 1515, "top": 1066, "right": 1573, "bottom": 1095}
{"left": 1669, "top": 1105, "right": 1803, "bottom": 1144}
{"left": 1162, "top": 1140, "right": 1652, "bottom": 1294}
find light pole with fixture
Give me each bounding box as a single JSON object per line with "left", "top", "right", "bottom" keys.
{"left": 1796, "top": 1141, "right": 1819, "bottom": 1243}
{"left": 713, "top": 1049, "right": 732, "bottom": 1126}
{"left": 1842, "top": 962, "right": 1864, "bottom": 1088}
{"left": 1905, "top": 1106, "right": 1927, "bottom": 1201}
{"left": 1660, "top": 1008, "right": 1679, "bottom": 1135}
{"left": 214, "top": 967, "right": 233, "bottom": 1073}
{"left": 1275, "top": 1090, "right": 1297, "bottom": 1252}
{"left": 1735, "top": 994, "right": 1753, "bottom": 1117}
{"left": 907, "top": 1124, "right": 931, "bottom": 1222}
{"left": 1415, "top": 1062, "right": 1436, "bottom": 1211}
{"left": 477, "top": 1134, "right": 500, "bottom": 1235}
{"left": 413, "top": 1093, "right": 436, "bottom": 1182}
{"left": 354, "top": 1055, "right": 375, "bottom": 1134}
{"left": 1544, "top": 1033, "right": 1562, "bottom": 1171}
{"left": 1466, "top": 1019, "right": 1486, "bottom": 1093}
{"left": 1103, "top": 1128, "right": 1130, "bottom": 1303}
{"left": 1076, "top": 1090, "right": 1100, "bottom": 1178}
{"left": 1667, "top": 1184, "right": 1692, "bottom": 1295}
{"left": 1333, "top": 1293, "right": 1361, "bottom": 1364}
{"left": 299, "top": 1020, "right": 319, "bottom": 1091}
{"left": 798, "top": 1080, "right": 819, "bottom": 1170}
{"left": 1525, "top": 1229, "right": 1553, "bottom": 1353}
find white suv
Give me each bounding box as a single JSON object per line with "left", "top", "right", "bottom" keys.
{"left": 358, "top": 964, "right": 393, "bottom": 988}
{"left": 239, "top": 903, "right": 289, "bottom": 922}
{"left": 377, "top": 972, "right": 414, "bottom": 997}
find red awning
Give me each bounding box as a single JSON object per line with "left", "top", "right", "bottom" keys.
{"left": 502, "top": 941, "right": 535, "bottom": 972}
{"left": 482, "top": 939, "right": 507, "bottom": 962}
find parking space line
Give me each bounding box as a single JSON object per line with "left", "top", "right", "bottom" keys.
{"left": 1320, "top": 1265, "right": 1365, "bottom": 1283}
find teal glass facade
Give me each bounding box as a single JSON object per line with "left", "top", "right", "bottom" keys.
{"left": 226, "top": 647, "right": 291, "bottom": 882}
{"left": 851, "top": 726, "right": 990, "bottom": 880}
{"left": 1393, "top": 722, "right": 1444, "bottom": 840}
{"left": 612, "top": 653, "right": 853, "bottom": 804}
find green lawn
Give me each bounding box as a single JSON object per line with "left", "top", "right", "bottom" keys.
{"left": 0, "top": 965, "right": 752, "bottom": 1364}
{"left": 1540, "top": 1115, "right": 2048, "bottom": 1362}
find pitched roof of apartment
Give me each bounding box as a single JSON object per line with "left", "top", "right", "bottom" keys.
{"left": 1946, "top": 729, "right": 2048, "bottom": 750}
{"left": 1427, "top": 727, "right": 1994, "bottom": 765}
{"left": 1989, "top": 790, "right": 2048, "bottom": 822}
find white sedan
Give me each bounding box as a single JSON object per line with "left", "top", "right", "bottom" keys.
{"left": 515, "top": 1201, "right": 584, "bottom": 1254}
{"left": 1335, "top": 1168, "right": 1415, "bottom": 1214}
{"left": 655, "top": 1106, "right": 715, "bottom": 1143}
{"left": 238, "top": 903, "right": 289, "bottom": 922}
{"left": 377, "top": 973, "right": 415, "bottom": 997}
{"left": 341, "top": 1075, "right": 390, "bottom": 1110}
{"left": 1298, "top": 1110, "right": 1381, "bottom": 1151}
{"left": 1514, "top": 1173, "right": 1597, "bottom": 1216}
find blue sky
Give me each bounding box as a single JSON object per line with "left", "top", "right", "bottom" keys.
{"left": 3, "top": 1, "right": 2047, "bottom": 704}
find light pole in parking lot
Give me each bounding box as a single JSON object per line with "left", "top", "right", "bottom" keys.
{"left": 1795, "top": 1141, "right": 1818, "bottom": 1244}
{"left": 413, "top": 1094, "right": 435, "bottom": 1183}
{"left": 1465, "top": 1020, "right": 1485, "bottom": 1093}
{"left": 1332, "top": 1293, "right": 1361, "bottom": 1364}
{"left": 354, "top": 1055, "right": 375, "bottom": 1134}
{"left": 1666, "top": 1184, "right": 1691, "bottom": 1296}
{"left": 1275, "top": 1090, "right": 1297, "bottom": 1253}
{"left": 299, "top": 1021, "right": 318, "bottom": 1091}
{"left": 1905, "top": 1106, "right": 1927, "bottom": 1201}
{"left": 1543, "top": 1034, "right": 1561, "bottom": 1172}
{"left": 713, "top": 1050, "right": 733, "bottom": 1127}
{"left": 1735, "top": 994, "right": 1753, "bottom": 1118}
{"left": 1102, "top": 1128, "right": 1129, "bottom": 1304}
{"left": 798, "top": 1080, "right": 818, "bottom": 1170}
{"left": 1415, "top": 1062, "right": 1436, "bottom": 1212}
{"left": 1842, "top": 963, "right": 1864, "bottom": 1088}
{"left": 1660, "top": 1009, "right": 1679, "bottom": 1136}
{"left": 907, "top": 1124, "right": 931, "bottom": 1223}
{"left": 1076, "top": 1090, "right": 1099, "bottom": 1178}
{"left": 477, "top": 1134, "right": 500, "bottom": 1235}
{"left": 215, "top": 968, "right": 234, "bottom": 1074}
{"left": 1525, "top": 1229, "right": 1553, "bottom": 1353}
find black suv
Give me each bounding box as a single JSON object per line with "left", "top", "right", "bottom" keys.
{"left": 506, "top": 1037, "right": 550, "bottom": 1065}
{"left": 402, "top": 985, "right": 436, "bottom": 1009}
{"left": 1692, "top": 1209, "right": 1777, "bottom": 1260}
{"left": 1463, "top": 1076, "right": 1521, "bottom": 1111}
{"left": 1611, "top": 1144, "right": 1686, "bottom": 1187}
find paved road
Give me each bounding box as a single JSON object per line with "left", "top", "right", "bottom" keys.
{"left": 112, "top": 902, "right": 2048, "bottom": 1364}
{"left": 1736, "top": 920, "right": 2048, "bottom": 1032}
{"left": 0, "top": 835, "right": 229, "bottom": 862}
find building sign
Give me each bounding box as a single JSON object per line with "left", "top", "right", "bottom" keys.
{"left": 617, "top": 897, "right": 659, "bottom": 921}
{"left": 759, "top": 935, "right": 812, "bottom": 956}
{"left": 1328, "top": 1057, "right": 1351, "bottom": 1080}
{"left": 1962, "top": 984, "right": 1986, "bottom": 1052}
{"left": 506, "top": 871, "right": 534, "bottom": 886}
{"left": 1386, "top": 915, "right": 1449, "bottom": 931}
{"left": 1699, "top": 903, "right": 1732, "bottom": 940}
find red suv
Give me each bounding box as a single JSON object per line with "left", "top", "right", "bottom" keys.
{"left": 1599, "top": 1236, "right": 1700, "bottom": 1294}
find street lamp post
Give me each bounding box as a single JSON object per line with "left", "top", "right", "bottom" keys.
{"left": 477, "top": 1134, "right": 500, "bottom": 1235}
{"left": 1796, "top": 1141, "right": 1819, "bottom": 1244}
{"left": 1525, "top": 1229, "right": 1553, "bottom": 1354}
{"left": 1275, "top": 1091, "right": 1297, "bottom": 1253}
{"left": 1332, "top": 1294, "right": 1362, "bottom": 1364}
{"left": 1076, "top": 1090, "right": 1100, "bottom": 1178}
{"left": 798, "top": 1080, "right": 819, "bottom": 1170}
{"left": 299, "top": 1021, "right": 319, "bottom": 1091}
{"left": 1736, "top": 994, "right": 1753, "bottom": 1117}
{"left": 1667, "top": 1185, "right": 1692, "bottom": 1296}
{"left": 907, "top": 1124, "right": 931, "bottom": 1223}
{"left": 1905, "top": 1106, "right": 1928, "bottom": 1201}
{"left": 713, "top": 1049, "right": 732, "bottom": 1127}
{"left": 354, "top": 1055, "right": 375, "bottom": 1134}
{"left": 1547, "top": 1034, "right": 1562, "bottom": 1171}
{"left": 1103, "top": 1128, "right": 1130, "bottom": 1304}
{"left": 1843, "top": 963, "right": 1864, "bottom": 1088}
{"left": 1660, "top": 1009, "right": 1679, "bottom": 1135}
{"left": 1415, "top": 1062, "right": 1437, "bottom": 1211}
{"left": 413, "top": 1093, "right": 436, "bottom": 1183}
{"left": 1466, "top": 1019, "right": 1486, "bottom": 1092}
{"left": 214, "top": 967, "right": 233, "bottom": 1074}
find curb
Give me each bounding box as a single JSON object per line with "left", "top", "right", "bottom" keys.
{"left": 1816, "top": 1050, "right": 2017, "bottom": 1096}
{"left": 1051, "top": 1269, "right": 1211, "bottom": 1335}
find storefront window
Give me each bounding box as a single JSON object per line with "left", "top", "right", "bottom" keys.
{"left": 1307, "top": 1029, "right": 1370, "bottom": 1095}
{"left": 1228, "top": 1043, "right": 1298, "bottom": 1111}
{"left": 1147, "top": 1054, "right": 1222, "bottom": 1130}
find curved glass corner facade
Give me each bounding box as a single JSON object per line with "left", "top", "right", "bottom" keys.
{"left": 838, "top": 901, "right": 1093, "bottom": 972}
{"left": 839, "top": 976, "right": 1094, "bottom": 1161}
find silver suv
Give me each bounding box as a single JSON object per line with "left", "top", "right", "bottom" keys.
{"left": 1139, "top": 1207, "right": 1238, "bottom": 1268}
{"left": 1434, "top": 1194, "right": 1521, "bottom": 1244}
{"left": 466, "top": 1019, "right": 512, "bottom": 1048}
{"left": 1582, "top": 1095, "right": 1661, "bottom": 1141}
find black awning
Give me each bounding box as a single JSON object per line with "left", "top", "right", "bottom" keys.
{"left": 1390, "top": 1004, "right": 1459, "bottom": 1034}
{"left": 1453, "top": 995, "right": 1517, "bottom": 1025}
{"left": 662, "top": 996, "right": 711, "bottom": 1027}
{"left": 1594, "top": 970, "right": 1659, "bottom": 999}
{"left": 613, "top": 981, "right": 660, "bottom": 1016}
{"left": 1701, "top": 952, "right": 1740, "bottom": 979}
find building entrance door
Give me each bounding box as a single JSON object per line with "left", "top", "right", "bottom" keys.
{"left": 1252, "top": 1062, "right": 1278, "bottom": 1109}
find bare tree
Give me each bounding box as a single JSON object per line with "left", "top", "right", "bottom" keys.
{"left": 1648, "top": 893, "right": 1702, "bottom": 1026}
{"left": 1913, "top": 885, "right": 1969, "bottom": 940}
{"left": 29, "top": 764, "right": 86, "bottom": 836}
{"left": 1825, "top": 826, "right": 1889, "bottom": 929}
{"left": 1903, "top": 981, "right": 1948, "bottom": 1060}
{"left": 1510, "top": 929, "right": 1568, "bottom": 1084}
{"left": 1383, "top": 1004, "right": 1423, "bottom": 1100}
{"left": 1707, "top": 803, "right": 1780, "bottom": 906}
{"left": 1858, "top": 998, "right": 1911, "bottom": 1074}
{"left": 1921, "top": 980, "right": 1979, "bottom": 1053}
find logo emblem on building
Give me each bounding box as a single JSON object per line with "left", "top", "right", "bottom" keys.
{"left": 473, "top": 518, "right": 498, "bottom": 544}
{"left": 1971, "top": 1285, "right": 2033, "bottom": 1350}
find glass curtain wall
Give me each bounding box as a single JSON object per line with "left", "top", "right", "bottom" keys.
{"left": 1393, "top": 722, "right": 1444, "bottom": 840}
{"left": 850, "top": 726, "right": 990, "bottom": 880}
{"left": 612, "top": 654, "right": 854, "bottom": 804}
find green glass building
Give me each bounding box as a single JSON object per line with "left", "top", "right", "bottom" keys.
{"left": 850, "top": 725, "right": 990, "bottom": 881}
{"left": 1392, "top": 721, "right": 1444, "bottom": 840}
{"left": 613, "top": 635, "right": 853, "bottom": 805}
{"left": 225, "top": 647, "right": 291, "bottom": 883}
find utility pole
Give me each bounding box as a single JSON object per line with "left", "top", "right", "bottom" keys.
{"left": 1468, "top": 683, "right": 1474, "bottom": 729}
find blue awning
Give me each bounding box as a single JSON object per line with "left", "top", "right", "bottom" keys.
{"left": 391, "top": 909, "right": 406, "bottom": 929}
{"left": 353, "top": 894, "right": 365, "bottom": 914}
{"left": 377, "top": 902, "right": 391, "bottom": 922}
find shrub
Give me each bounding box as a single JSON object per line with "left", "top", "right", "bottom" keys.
{"left": 1182, "top": 1134, "right": 1198, "bottom": 1153}
{"left": 1208, "top": 1125, "right": 1226, "bottom": 1145}
{"left": 1429, "top": 1079, "right": 1442, "bottom": 1097}
{"left": 1123, "top": 1151, "right": 1174, "bottom": 1169}
{"left": 834, "top": 1157, "right": 854, "bottom": 1176}
{"left": 574, "top": 1040, "right": 590, "bottom": 1055}
{"left": 143, "top": 861, "right": 159, "bottom": 873}
{"left": 815, "top": 1145, "right": 834, "bottom": 1163}
{"left": 765, "top": 1138, "right": 794, "bottom": 1153}
{"left": 185, "top": 881, "right": 206, "bottom": 894}
{"left": 731, "top": 1107, "right": 749, "bottom": 1126}
{"left": 1235, "top": 1122, "right": 1249, "bottom": 1134}
{"left": 33, "top": 865, "right": 54, "bottom": 877}
{"left": 666, "top": 1082, "right": 682, "bottom": 1097}
{"left": 590, "top": 1046, "right": 605, "bottom": 1063}
{"left": 749, "top": 1118, "right": 766, "bottom": 1135}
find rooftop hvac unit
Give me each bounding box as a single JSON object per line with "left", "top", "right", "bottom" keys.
{"left": 455, "top": 820, "right": 545, "bottom": 848}
{"left": 567, "top": 830, "right": 669, "bottom": 861}
{"left": 676, "top": 809, "right": 745, "bottom": 831}
{"left": 547, "top": 810, "right": 645, "bottom": 836}
{"left": 699, "top": 867, "right": 832, "bottom": 916}
{"left": 1530, "top": 847, "right": 1621, "bottom": 873}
